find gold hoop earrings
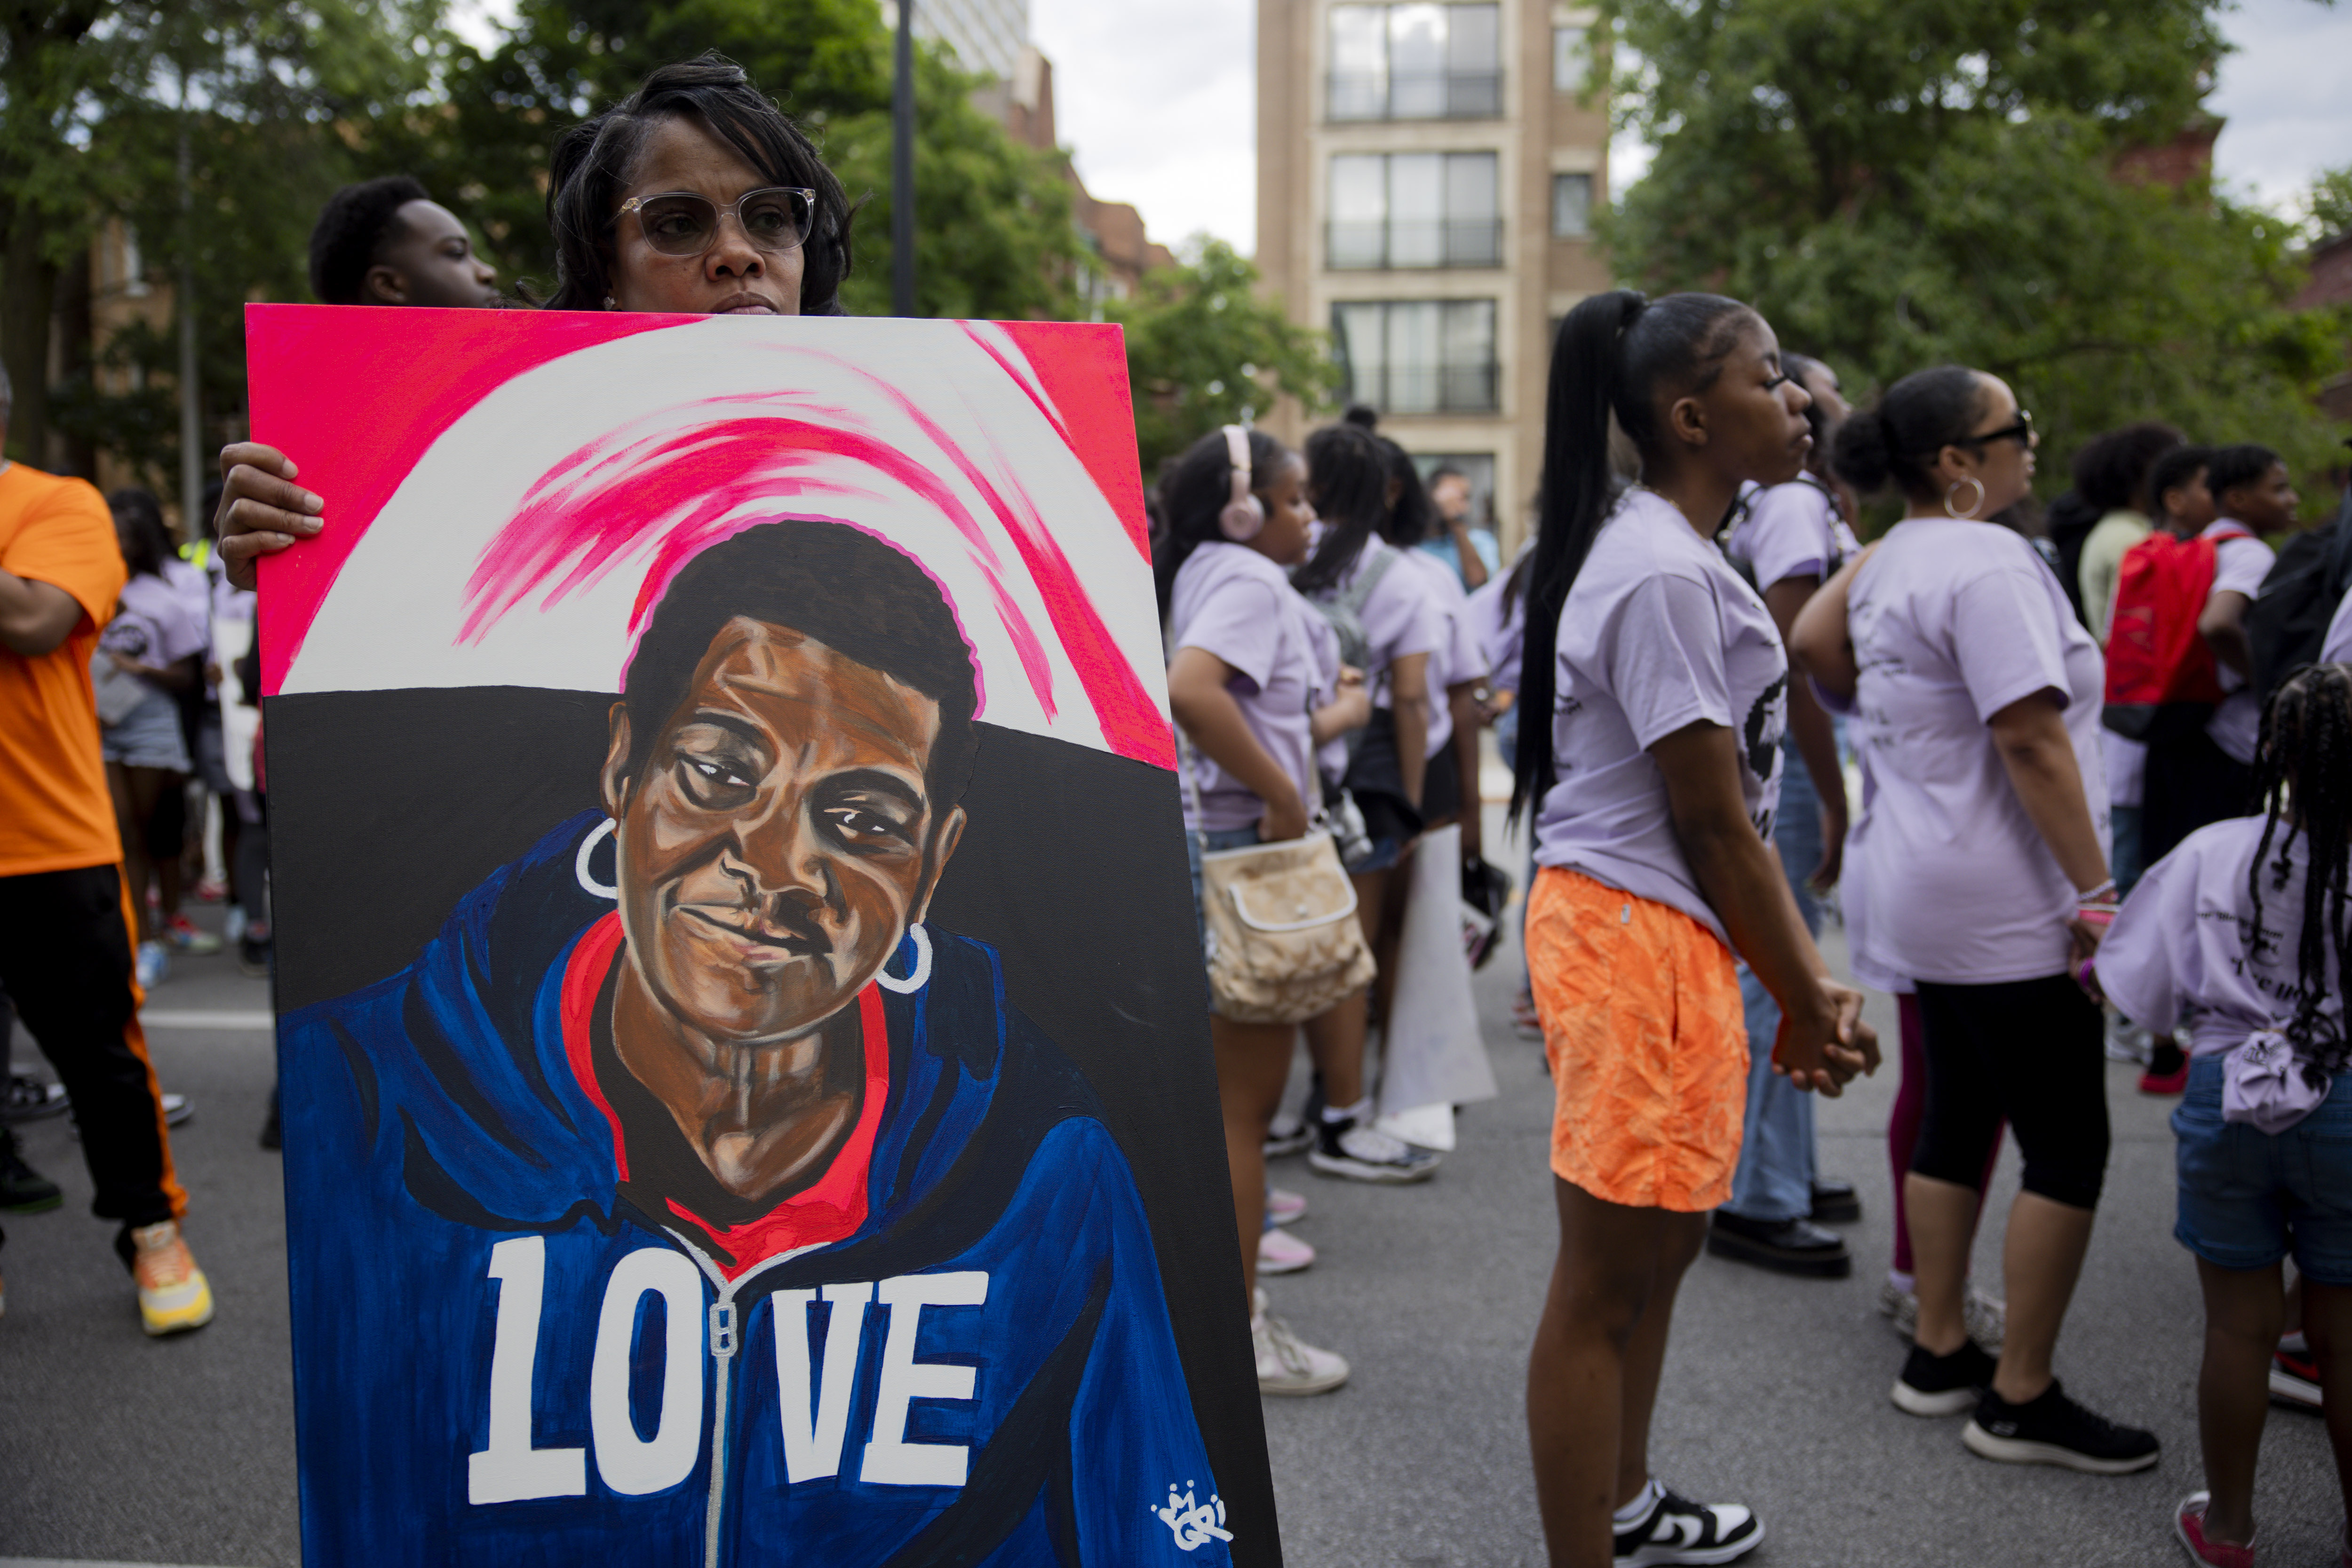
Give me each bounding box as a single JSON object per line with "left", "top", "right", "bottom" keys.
{"left": 1944, "top": 475, "right": 1986, "bottom": 519}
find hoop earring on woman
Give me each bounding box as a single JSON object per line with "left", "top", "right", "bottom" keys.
{"left": 1944, "top": 475, "right": 1986, "bottom": 519}
{"left": 575, "top": 819, "right": 620, "bottom": 899}
{"left": 875, "top": 922, "right": 932, "bottom": 994}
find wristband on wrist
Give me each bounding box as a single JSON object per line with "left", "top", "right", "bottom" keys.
{"left": 2075, "top": 877, "right": 2117, "bottom": 905}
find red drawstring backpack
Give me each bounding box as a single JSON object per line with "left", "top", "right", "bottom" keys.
{"left": 2101, "top": 525, "right": 2249, "bottom": 739}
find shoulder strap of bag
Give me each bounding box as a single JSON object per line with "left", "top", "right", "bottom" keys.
{"left": 1338, "top": 540, "right": 1399, "bottom": 620}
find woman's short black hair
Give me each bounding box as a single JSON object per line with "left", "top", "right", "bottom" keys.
{"left": 2071, "top": 422, "right": 2185, "bottom": 515}
{"left": 621, "top": 520, "right": 977, "bottom": 811}
{"left": 107, "top": 487, "right": 174, "bottom": 579}
{"left": 544, "top": 53, "right": 857, "bottom": 315}
{"left": 2147, "top": 444, "right": 2214, "bottom": 521}
{"left": 309, "top": 175, "right": 431, "bottom": 304}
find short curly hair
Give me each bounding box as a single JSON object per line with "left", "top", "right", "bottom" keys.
{"left": 309, "top": 175, "right": 431, "bottom": 304}
{"left": 543, "top": 54, "right": 857, "bottom": 315}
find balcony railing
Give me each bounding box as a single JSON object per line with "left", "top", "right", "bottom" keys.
{"left": 1327, "top": 70, "right": 1502, "bottom": 121}
{"left": 1327, "top": 218, "right": 1504, "bottom": 271}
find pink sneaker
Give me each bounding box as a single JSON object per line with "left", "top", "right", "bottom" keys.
{"left": 2173, "top": 1493, "right": 2252, "bottom": 1567}
{"left": 1257, "top": 1226, "right": 1314, "bottom": 1275}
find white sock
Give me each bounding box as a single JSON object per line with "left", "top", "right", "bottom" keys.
{"left": 1613, "top": 1479, "right": 1663, "bottom": 1527}
{"left": 1888, "top": 1270, "right": 1915, "bottom": 1294}
{"left": 2280, "top": 1329, "right": 2309, "bottom": 1354}
{"left": 1321, "top": 1096, "right": 1371, "bottom": 1126}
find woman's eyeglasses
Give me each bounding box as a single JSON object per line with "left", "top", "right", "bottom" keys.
{"left": 1960, "top": 409, "right": 2035, "bottom": 449}
{"left": 615, "top": 188, "right": 817, "bottom": 257}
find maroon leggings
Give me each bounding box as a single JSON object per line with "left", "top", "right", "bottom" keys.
{"left": 1887, "top": 993, "right": 2005, "bottom": 1274}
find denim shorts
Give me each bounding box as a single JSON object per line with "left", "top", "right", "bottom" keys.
{"left": 101, "top": 688, "right": 191, "bottom": 772}
{"left": 2173, "top": 1053, "right": 2352, "bottom": 1285}
{"left": 1185, "top": 824, "right": 1262, "bottom": 951}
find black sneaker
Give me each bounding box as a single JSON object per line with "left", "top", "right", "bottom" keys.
{"left": 1613, "top": 1487, "right": 1763, "bottom": 1566}
{"left": 1892, "top": 1339, "right": 1998, "bottom": 1417}
{"left": 1308, "top": 1115, "right": 1441, "bottom": 1183}
{"left": 1807, "top": 1177, "right": 1861, "bottom": 1224}
{"left": 1963, "top": 1379, "right": 2161, "bottom": 1473}
{"left": 0, "top": 1128, "right": 62, "bottom": 1214}
{"left": 1708, "top": 1211, "right": 1851, "bottom": 1277}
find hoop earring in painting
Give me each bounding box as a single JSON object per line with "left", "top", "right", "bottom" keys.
{"left": 1944, "top": 475, "right": 1986, "bottom": 519}
{"left": 603, "top": 295, "right": 617, "bottom": 310}
{"left": 875, "top": 922, "right": 932, "bottom": 994}
{"left": 575, "top": 819, "right": 620, "bottom": 899}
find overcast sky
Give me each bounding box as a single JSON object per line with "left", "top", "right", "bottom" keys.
{"left": 1034, "top": 0, "right": 2352, "bottom": 256}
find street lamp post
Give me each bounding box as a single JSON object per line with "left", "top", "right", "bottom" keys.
{"left": 891, "top": 0, "right": 916, "bottom": 317}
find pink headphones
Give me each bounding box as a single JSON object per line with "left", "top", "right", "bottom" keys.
{"left": 1219, "top": 424, "right": 1265, "bottom": 542}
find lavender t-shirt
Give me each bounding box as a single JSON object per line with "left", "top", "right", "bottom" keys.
{"left": 102, "top": 570, "right": 209, "bottom": 684}
{"left": 1532, "top": 488, "right": 1788, "bottom": 947}
{"left": 2323, "top": 588, "right": 2352, "bottom": 665}
{"left": 1468, "top": 551, "right": 1530, "bottom": 695}
{"left": 2097, "top": 815, "right": 2341, "bottom": 1059}
{"left": 1169, "top": 542, "right": 1325, "bottom": 832}
{"left": 1845, "top": 519, "right": 2110, "bottom": 986}
{"left": 1396, "top": 547, "right": 1486, "bottom": 757}
{"left": 1300, "top": 535, "right": 1446, "bottom": 699}
{"left": 2205, "top": 520, "right": 2279, "bottom": 766}
{"left": 1724, "top": 478, "right": 1859, "bottom": 593}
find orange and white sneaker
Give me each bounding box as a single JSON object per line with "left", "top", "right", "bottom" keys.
{"left": 130, "top": 1221, "right": 214, "bottom": 1336}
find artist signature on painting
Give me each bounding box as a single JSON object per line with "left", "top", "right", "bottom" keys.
{"left": 1155, "top": 1482, "right": 1233, "bottom": 1552}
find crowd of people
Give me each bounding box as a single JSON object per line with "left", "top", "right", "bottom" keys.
{"left": 1, "top": 43, "right": 2348, "bottom": 1568}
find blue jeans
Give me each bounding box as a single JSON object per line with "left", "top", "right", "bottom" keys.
{"left": 1724, "top": 739, "right": 1822, "bottom": 1221}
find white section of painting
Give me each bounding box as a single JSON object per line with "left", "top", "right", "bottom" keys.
{"left": 282, "top": 317, "right": 1170, "bottom": 758}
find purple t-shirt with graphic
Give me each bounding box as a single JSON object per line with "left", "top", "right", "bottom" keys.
{"left": 1532, "top": 488, "right": 1788, "bottom": 947}
{"left": 1723, "top": 478, "right": 1859, "bottom": 593}
{"left": 2204, "top": 519, "right": 2278, "bottom": 766}
{"left": 2097, "top": 815, "right": 2342, "bottom": 1059}
{"left": 1169, "top": 543, "right": 1325, "bottom": 832}
{"left": 1845, "top": 519, "right": 2109, "bottom": 986}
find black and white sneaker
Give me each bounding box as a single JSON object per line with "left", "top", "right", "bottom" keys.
{"left": 1963, "top": 1379, "right": 2160, "bottom": 1473}
{"left": 1891, "top": 1339, "right": 1998, "bottom": 1417}
{"left": 1613, "top": 1488, "right": 1763, "bottom": 1566}
{"left": 1262, "top": 1114, "right": 1314, "bottom": 1159}
{"left": 2, "top": 1074, "right": 67, "bottom": 1125}
{"left": 1307, "top": 1115, "right": 1441, "bottom": 1183}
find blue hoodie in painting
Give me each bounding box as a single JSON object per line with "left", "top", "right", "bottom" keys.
{"left": 279, "top": 812, "right": 1232, "bottom": 1568}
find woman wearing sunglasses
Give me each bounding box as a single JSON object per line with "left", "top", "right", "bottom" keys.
{"left": 1791, "top": 366, "right": 2160, "bottom": 1476}
{"left": 212, "top": 53, "right": 855, "bottom": 586}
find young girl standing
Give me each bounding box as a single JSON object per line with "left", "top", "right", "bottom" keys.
{"left": 1157, "top": 425, "right": 1372, "bottom": 1396}
{"left": 1517, "top": 290, "right": 1875, "bottom": 1568}
{"left": 2094, "top": 663, "right": 2352, "bottom": 1566}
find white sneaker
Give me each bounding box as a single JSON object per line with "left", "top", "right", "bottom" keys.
{"left": 2103, "top": 1009, "right": 2151, "bottom": 1064}
{"left": 135, "top": 940, "right": 170, "bottom": 991}
{"left": 1266, "top": 1186, "right": 1308, "bottom": 1226}
{"left": 1252, "top": 1290, "right": 1348, "bottom": 1396}
{"left": 1258, "top": 1226, "right": 1315, "bottom": 1275}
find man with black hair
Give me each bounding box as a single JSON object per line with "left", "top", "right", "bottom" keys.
{"left": 1422, "top": 464, "right": 1496, "bottom": 589}
{"left": 279, "top": 520, "right": 1225, "bottom": 1567}
{"left": 308, "top": 175, "right": 501, "bottom": 308}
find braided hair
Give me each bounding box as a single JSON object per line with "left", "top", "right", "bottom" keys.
{"left": 2244, "top": 662, "right": 2352, "bottom": 1074}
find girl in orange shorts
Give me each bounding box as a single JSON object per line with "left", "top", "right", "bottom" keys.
{"left": 1511, "top": 290, "right": 1877, "bottom": 1568}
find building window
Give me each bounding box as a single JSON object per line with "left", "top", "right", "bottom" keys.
{"left": 1328, "top": 152, "right": 1501, "bottom": 270}
{"left": 1552, "top": 173, "right": 1593, "bottom": 239}
{"left": 1328, "top": 4, "right": 1501, "bottom": 122}
{"left": 1330, "top": 300, "right": 1499, "bottom": 414}
{"left": 1552, "top": 26, "right": 1588, "bottom": 92}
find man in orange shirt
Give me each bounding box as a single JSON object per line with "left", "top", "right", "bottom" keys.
{"left": 0, "top": 364, "right": 213, "bottom": 1335}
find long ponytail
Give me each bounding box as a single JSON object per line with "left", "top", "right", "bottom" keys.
{"left": 1508, "top": 288, "right": 1754, "bottom": 822}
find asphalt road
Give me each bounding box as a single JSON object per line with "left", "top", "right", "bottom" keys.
{"left": 1, "top": 869, "right": 2341, "bottom": 1567}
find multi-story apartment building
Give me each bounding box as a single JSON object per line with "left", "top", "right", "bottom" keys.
{"left": 908, "top": 0, "right": 1029, "bottom": 85}
{"left": 1257, "top": 0, "right": 1611, "bottom": 550}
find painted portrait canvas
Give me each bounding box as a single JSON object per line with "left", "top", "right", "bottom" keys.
{"left": 247, "top": 306, "right": 1275, "bottom": 1568}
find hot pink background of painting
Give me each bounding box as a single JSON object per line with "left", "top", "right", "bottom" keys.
{"left": 244, "top": 305, "right": 1162, "bottom": 765}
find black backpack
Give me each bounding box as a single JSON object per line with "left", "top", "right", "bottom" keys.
{"left": 2248, "top": 485, "right": 2352, "bottom": 702}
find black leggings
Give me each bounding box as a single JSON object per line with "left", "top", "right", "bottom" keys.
{"left": 1911, "top": 974, "right": 2109, "bottom": 1211}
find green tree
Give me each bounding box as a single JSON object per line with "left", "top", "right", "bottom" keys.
{"left": 2309, "top": 165, "right": 2352, "bottom": 242}
{"left": 376, "top": 0, "right": 1087, "bottom": 318}
{"left": 1601, "top": 0, "right": 2349, "bottom": 508}
{"left": 1109, "top": 237, "right": 1340, "bottom": 477}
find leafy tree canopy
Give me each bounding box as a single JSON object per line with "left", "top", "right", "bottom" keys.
{"left": 1109, "top": 237, "right": 1340, "bottom": 478}
{"left": 1600, "top": 0, "right": 2351, "bottom": 512}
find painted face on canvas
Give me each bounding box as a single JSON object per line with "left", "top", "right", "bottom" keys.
{"left": 604, "top": 618, "right": 962, "bottom": 1043}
